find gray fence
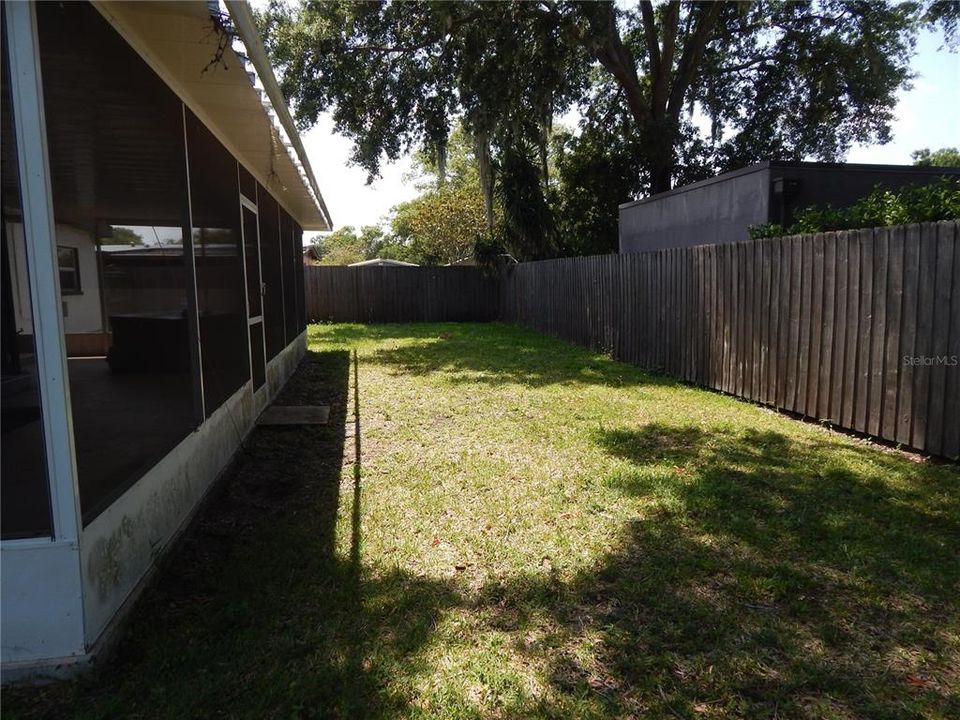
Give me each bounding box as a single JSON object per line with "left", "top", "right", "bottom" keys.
{"left": 306, "top": 221, "right": 959, "bottom": 458}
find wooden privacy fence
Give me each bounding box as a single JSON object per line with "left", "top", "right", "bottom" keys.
{"left": 304, "top": 265, "right": 500, "bottom": 323}
{"left": 501, "top": 221, "right": 959, "bottom": 458}
{"left": 306, "top": 221, "right": 959, "bottom": 458}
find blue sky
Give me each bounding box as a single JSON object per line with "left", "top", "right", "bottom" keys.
{"left": 300, "top": 27, "right": 959, "bottom": 235}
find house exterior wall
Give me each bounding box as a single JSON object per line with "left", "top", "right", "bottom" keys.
{"left": 6, "top": 222, "right": 107, "bottom": 355}
{"left": 55, "top": 226, "right": 102, "bottom": 334}
{"left": 766, "top": 163, "right": 960, "bottom": 227}
{"left": 79, "top": 331, "right": 306, "bottom": 649}
{"left": 618, "top": 166, "right": 771, "bottom": 253}
{"left": 1, "top": 0, "right": 318, "bottom": 677}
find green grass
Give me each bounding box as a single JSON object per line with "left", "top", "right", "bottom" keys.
{"left": 7, "top": 322, "right": 959, "bottom": 719}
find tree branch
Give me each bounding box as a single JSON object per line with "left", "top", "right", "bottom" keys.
{"left": 581, "top": 2, "right": 649, "bottom": 126}
{"left": 716, "top": 54, "right": 776, "bottom": 74}
{"left": 347, "top": 12, "right": 482, "bottom": 56}
{"left": 640, "top": 1, "right": 667, "bottom": 115}
{"left": 667, "top": 2, "right": 724, "bottom": 119}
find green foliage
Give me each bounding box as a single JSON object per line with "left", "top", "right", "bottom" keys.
{"left": 261, "top": 1, "right": 926, "bottom": 198}
{"left": 261, "top": 1, "right": 946, "bottom": 258}
{"left": 390, "top": 184, "right": 489, "bottom": 265}
{"left": 494, "top": 132, "right": 556, "bottom": 260}
{"left": 409, "top": 124, "right": 481, "bottom": 192}
{"left": 313, "top": 224, "right": 392, "bottom": 265}
{"left": 911, "top": 146, "right": 960, "bottom": 167}
{"left": 110, "top": 226, "right": 144, "bottom": 246}
{"left": 924, "top": 0, "right": 960, "bottom": 48}
{"left": 749, "top": 176, "right": 960, "bottom": 238}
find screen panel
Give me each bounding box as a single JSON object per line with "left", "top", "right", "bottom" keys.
{"left": 238, "top": 164, "right": 257, "bottom": 203}
{"left": 258, "top": 184, "right": 286, "bottom": 360}
{"left": 294, "top": 222, "right": 306, "bottom": 331}
{"left": 36, "top": 1, "right": 197, "bottom": 522}
{"left": 280, "top": 208, "right": 297, "bottom": 344}
{"left": 185, "top": 110, "right": 249, "bottom": 416}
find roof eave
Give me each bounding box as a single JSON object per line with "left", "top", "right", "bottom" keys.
{"left": 225, "top": 1, "right": 332, "bottom": 231}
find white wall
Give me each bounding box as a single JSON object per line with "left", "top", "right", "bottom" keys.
{"left": 6, "top": 221, "right": 103, "bottom": 334}
{"left": 55, "top": 226, "right": 102, "bottom": 334}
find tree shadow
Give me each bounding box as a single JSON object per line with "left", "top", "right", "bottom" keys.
{"left": 9, "top": 345, "right": 959, "bottom": 719}
{"left": 476, "top": 423, "right": 960, "bottom": 717}
{"left": 315, "top": 322, "right": 673, "bottom": 389}
{"left": 6, "top": 350, "right": 459, "bottom": 720}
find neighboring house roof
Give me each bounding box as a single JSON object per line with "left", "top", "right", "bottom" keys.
{"left": 92, "top": 0, "right": 331, "bottom": 230}
{"left": 348, "top": 258, "right": 419, "bottom": 267}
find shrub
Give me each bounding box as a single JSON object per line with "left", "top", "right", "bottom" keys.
{"left": 749, "top": 176, "right": 960, "bottom": 239}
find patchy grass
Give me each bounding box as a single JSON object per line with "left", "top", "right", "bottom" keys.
{"left": 7, "top": 323, "right": 959, "bottom": 719}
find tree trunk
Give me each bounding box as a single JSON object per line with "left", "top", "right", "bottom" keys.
{"left": 650, "top": 159, "right": 673, "bottom": 195}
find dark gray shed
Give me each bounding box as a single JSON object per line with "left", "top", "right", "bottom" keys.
{"left": 618, "top": 160, "right": 960, "bottom": 254}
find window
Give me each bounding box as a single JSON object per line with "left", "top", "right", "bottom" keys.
{"left": 57, "top": 246, "right": 80, "bottom": 294}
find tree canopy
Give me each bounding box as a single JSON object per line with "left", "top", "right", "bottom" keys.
{"left": 912, "top": 147, "right": 960, "bottom": 167}
{"left": 262, "top": 1, "right": 949, "bottom": 258}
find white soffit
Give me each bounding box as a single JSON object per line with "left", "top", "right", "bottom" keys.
{"left": 90, "top": 1, "right": 330, "bottom": 231}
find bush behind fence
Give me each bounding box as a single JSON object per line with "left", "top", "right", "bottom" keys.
{"left": 306, "top": 221, "right": 959, "bottom": 458}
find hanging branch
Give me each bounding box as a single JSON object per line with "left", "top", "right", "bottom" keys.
{"left": 202, "top": 9, "right": 240, "bottom": 75}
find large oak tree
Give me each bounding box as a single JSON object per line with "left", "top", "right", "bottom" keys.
{"left": 261, "top": 1, "right": 945, "bottom": 255}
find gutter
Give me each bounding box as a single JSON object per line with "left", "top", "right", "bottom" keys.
{"left": 225, "top": 0, "right": 332, "bottom": 229}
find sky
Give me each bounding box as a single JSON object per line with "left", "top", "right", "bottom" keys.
{"left": 299, "top": 27, "right": 959, "bottom": 240}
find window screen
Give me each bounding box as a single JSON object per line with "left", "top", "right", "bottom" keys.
{"left": 294, "top": 222, "right": 306, "bottom": 331}
{"left": 258, "top": 184, "right": 286, "bottom": 360}
{"left": 185, "top": 110, "right": 249, "bottom": 416}
{"left": 280, "top": 208, "right": 297, "bottom": 344}
{"left": 238, "top": 164, "right": 257, "bottom": 204}
{"left": 36, "top": 1, "right": 198, "bottom": 522}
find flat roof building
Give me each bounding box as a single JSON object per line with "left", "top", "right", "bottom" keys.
{"left": 619, "top": 161, "right": 960, "bottom": 254}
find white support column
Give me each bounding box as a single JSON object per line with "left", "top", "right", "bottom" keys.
{"left": 4, "top": 0, "right": 82, "bottom": 544}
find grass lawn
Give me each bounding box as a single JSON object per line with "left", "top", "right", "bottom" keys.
{"left": 7, "top": 322, "right": 959, "bottom": 719}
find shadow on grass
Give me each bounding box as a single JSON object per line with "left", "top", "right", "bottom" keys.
{"left": 313, "top": 322, "right": 673, "bottom": 390}
{"left": 8, "top": 347, "right": 959, "bottom": 718}
{"left": 478, "top": 423, "right": 960, "bottom": 717}
{"left": 5, "top": 350, "right": 458, "bottom": 720}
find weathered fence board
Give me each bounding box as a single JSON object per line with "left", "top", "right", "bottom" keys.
{"left": 305, "top": 221, "right": 959, "bottom": 458}
{"left": 304, "top": 266, "right": 501, "bottom": 323}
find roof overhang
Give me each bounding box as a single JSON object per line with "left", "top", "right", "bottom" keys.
{"left": 91, "top": 1, "right": 331, "bottom": 231}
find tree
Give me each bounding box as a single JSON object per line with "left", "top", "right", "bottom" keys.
{"left": 912, "top": 147, "right": 960, "bottom": 167}
{"left": 313, "top": 224, "right": 388, "bottom": 265}
{"left": 408, "top": 123, "right": 480, "bottom": 192}
{"left": 261, "top": 0, "right": 927, "bottom": 205}
{"left": 109, "top": 226, "right": 144, "bottom": 246}
{"left": 391, "top": 184, "right": 489, "bottom": 265}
